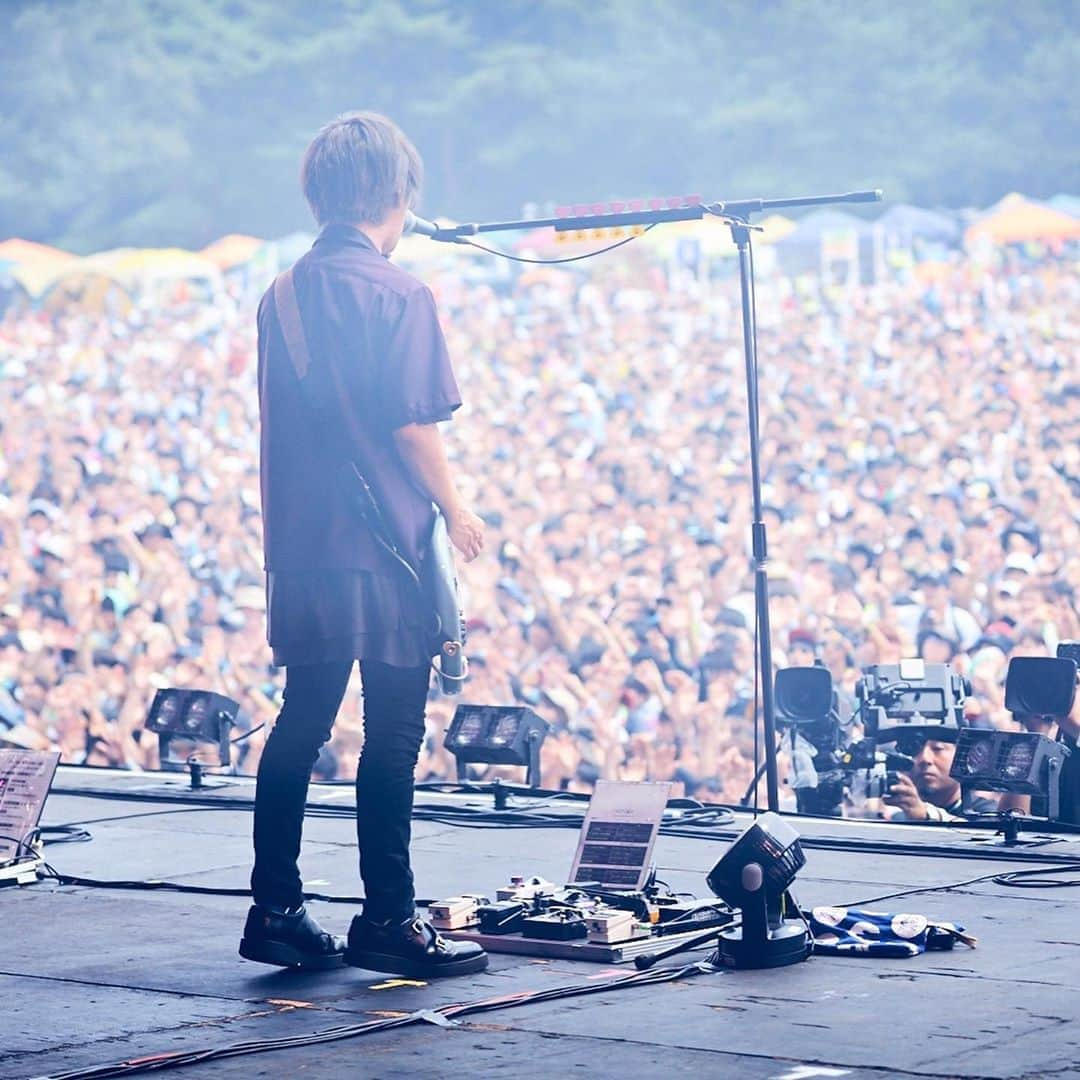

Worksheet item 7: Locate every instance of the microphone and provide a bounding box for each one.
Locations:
[403,212,477,242]
[404,210,441,238]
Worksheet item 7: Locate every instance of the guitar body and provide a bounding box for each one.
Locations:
[346,463,468,694]
[425,511,468,695]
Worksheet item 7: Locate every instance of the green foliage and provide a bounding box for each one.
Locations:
[1,0,1076,251]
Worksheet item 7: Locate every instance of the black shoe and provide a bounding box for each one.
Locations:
[344,913,488,978]
[239,904,346,970]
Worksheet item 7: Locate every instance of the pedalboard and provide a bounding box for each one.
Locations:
[430,870,735,963]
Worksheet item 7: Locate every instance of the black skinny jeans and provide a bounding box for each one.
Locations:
[250,659,430,922]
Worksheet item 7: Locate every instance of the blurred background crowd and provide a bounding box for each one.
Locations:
[2,216,1078,806]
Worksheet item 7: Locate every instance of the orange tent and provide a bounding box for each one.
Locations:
[0,238,76,265]
[0,238,78,297]
[965,193,1080,246]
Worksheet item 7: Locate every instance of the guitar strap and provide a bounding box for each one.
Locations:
[272,266,313,380]
[271,267,419,584]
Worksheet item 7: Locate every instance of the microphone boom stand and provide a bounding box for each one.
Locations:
[426,188,882,813]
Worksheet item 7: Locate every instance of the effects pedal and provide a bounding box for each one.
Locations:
[428,894,487,931]
[585,907,650,945]
[496,875,557,903]
[521,909,588,941]
[477,900,527,935]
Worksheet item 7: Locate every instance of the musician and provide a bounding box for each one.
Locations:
[240,112,487,978]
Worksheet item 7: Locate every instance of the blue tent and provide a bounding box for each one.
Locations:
[775,209,871,248]
[876,204,958,242]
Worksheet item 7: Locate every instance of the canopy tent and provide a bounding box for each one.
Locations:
[965,193,1080,246]
[773,209,872,282]
[33,247,223,310]
[775,209,871,248]
[514,213,796,264]
[199,234,264,270]
[756,214,799,243]
[0,238,75,265]
[633,213,795,261]
[35,247,137,310]
[108,248,223,286]
[0,238,79,298]
[876,204,958,242]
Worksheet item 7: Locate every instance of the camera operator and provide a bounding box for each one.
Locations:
[1060,710,1079,824]
[881,729,999,822]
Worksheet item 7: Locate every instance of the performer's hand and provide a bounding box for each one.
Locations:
[882,772,928,821]
[447,506,485,562]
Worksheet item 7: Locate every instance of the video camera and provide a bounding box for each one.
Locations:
[774,659,969,816]
[855,659,968,738]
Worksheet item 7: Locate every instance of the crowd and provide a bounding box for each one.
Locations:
[1,244,1078,808]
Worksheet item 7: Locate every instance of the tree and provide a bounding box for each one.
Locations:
[1,0,1076,251]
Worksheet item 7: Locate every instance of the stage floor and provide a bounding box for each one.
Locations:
[2,766,1079,1079]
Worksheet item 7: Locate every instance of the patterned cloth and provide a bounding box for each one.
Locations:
[806,906,976,958]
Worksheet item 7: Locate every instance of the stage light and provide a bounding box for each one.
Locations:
[444,705,548,788]
[145,688,240,776]
[706,812,811,969]
[950,729,1071,818]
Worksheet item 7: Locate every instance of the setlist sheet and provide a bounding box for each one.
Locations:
[0,750,60,865]
[569,780,672,890]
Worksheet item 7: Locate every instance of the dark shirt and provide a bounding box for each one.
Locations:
[257,224,461,667]
[994,733,1077,823]
[1053,729,1078,824]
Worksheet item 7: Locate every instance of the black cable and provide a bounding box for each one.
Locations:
[46,791,735,836]
[46,785,1080,861]
[739,735,783,808]
[39,955,710,1079]
[459,224,656,265]
[34,862,416,905]
[752,587,761,815]
[841,862,1080,908]
[840,871,1008,908]
[230,723,265,746]
[39,824,93,845]
[991,865,1080,888]
[43,806,241,829]
[34,820,1074,906]
[0,831,39,864]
